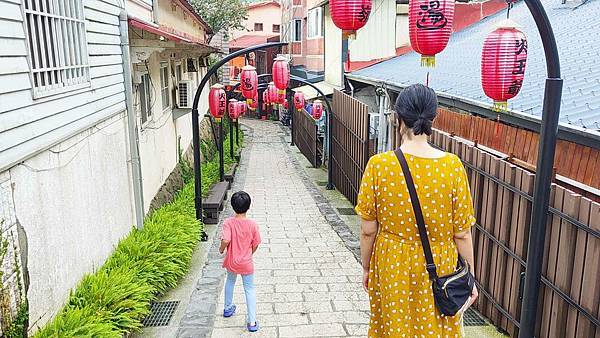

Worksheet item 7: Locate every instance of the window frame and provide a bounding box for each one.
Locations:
[21,0,91,99]
[292,19,302,42]
[140,73,152,125]
[160,62,170,111]
[254,22,263,31]
[272,24,280,33]
[307,8,323,39]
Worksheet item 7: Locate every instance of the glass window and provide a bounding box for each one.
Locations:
[254,23,263,31]
[140,74,152,124]
[293,19,302,42]
[273,24,280,33]
[307,8,323,38]
[160,63,170,110]
[23,0,90,97]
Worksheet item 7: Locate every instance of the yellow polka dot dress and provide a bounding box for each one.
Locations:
[356,151,476,338]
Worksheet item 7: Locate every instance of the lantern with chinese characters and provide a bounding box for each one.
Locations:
[277,89,286,105]
[228,99,238,120]
[330,0,372,37]
[209,84,227,122]
[409,0,455,67]
[294,91,305,111]
[272,56,290,93]
[481,20,528,112]
[238,101,247,116]
[267,82,278,106]
[240,65,258,105]
[313,100,324,120]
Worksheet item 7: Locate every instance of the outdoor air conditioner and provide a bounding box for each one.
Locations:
[177,80,195,109]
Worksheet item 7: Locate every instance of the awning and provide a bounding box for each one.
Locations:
[129,17,193,43]
[293,81,336,100]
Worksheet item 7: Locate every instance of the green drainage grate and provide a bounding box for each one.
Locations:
[464,308,486,326]
[337,207,357,215]
[142,301,179,327]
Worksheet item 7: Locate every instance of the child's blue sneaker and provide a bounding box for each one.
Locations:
[223,305,236,318]
[247,321,259,332]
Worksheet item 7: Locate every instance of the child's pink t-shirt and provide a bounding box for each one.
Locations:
[221,217,261,275]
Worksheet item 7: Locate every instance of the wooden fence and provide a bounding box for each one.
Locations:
[433,108,600,192]
[431,130,600,338]
[293,108,321,168]
[331,90,371,205]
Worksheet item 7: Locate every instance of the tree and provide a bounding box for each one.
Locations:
[189,0,248,43]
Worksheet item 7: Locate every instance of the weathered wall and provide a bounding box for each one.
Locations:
[230,2,281,40]
[8,113,135,330]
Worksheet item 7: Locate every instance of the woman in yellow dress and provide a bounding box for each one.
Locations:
[356,84,478,337]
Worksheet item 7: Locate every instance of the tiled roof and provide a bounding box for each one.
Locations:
[350,0,600,134]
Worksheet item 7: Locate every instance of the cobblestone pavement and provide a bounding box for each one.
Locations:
[179,119,370,337]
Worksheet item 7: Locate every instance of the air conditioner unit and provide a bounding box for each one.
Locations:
[177,80,195,109]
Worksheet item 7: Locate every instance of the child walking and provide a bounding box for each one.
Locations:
[219,191,262,332]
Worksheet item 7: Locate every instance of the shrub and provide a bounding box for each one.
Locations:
[34,127,243,337]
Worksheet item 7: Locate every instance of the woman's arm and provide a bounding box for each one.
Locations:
[454,230,475,274]
[360,218,378,291]
[454,229,478,307]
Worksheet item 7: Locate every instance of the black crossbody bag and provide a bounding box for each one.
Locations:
[394,148,475,316]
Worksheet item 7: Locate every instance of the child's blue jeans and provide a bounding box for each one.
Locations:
[224,271,256,324]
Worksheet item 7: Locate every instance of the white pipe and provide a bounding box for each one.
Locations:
[120,10,145,229]
[377,91,387,153]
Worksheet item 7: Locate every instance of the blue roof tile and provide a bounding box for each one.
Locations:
[351,0,600,133]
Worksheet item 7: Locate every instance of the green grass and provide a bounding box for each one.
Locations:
[34,121,243,337]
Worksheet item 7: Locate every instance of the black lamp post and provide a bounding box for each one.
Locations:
[517,0,562,336]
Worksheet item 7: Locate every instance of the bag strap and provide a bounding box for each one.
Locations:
[394,148,439,281]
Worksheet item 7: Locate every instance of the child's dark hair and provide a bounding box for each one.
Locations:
[394,83,438,136]
[231,191,251,214]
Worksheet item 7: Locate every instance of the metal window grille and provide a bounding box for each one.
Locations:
[23,0,90,98]
[160,63,170,110]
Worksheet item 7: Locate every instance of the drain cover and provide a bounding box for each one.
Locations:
[142,301,179,327]
[463,308,486,326]
[337,207,357,215]
[316,181,328,186]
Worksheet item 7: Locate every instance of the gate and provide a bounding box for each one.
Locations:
[293,109,320,167]
[331,90,370,205]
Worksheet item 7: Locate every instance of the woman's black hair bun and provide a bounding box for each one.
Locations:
[394,83,438,136]
[412,118,433,136]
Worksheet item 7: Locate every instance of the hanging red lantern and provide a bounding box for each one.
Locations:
[267,82,278,106]
[238,101,247,116]
[249,94,258,111]
[409,0,454,67]
[283,100,289,110]
[481,20,528,112]
[240,65,258,105]
[313,100,324,120]
[228,99,238,120]
[262,90,269,104]
[209,84,227,122]
[277,89,286,104]
[272,56,290,93]
[330,0,372,37]
[294,91,305,111]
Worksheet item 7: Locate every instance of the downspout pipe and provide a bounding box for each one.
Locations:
[120,10,145,230]
[152,0,160,23]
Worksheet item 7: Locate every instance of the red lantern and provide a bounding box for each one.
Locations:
[330,0,372,36]
[238,101,247,116]
[240,65,258,104]
[283,100,289,110]
[249,94,258,111]
[294,91,305,111]
[262,90,269,104]
[313,100,324,120]
[267,82,278,106]
[209,84,227,121]
[409,0,454,67]
[481,20,528,112]
[228,99,238,120]
[272,56,289,93]
[277,89,286,104]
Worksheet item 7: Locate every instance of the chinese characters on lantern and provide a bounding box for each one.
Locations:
[417,0,448,30]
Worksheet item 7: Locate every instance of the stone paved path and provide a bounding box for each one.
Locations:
[179,119,370,337]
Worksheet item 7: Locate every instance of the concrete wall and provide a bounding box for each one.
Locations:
[324,5,343,87]
[157,0,209,41]
[7,113,134,330]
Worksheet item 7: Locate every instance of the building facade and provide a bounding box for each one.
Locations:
[0,0,216,332]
